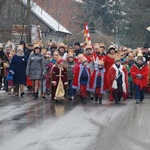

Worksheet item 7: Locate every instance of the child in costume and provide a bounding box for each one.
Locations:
[51,57,68,102]
[130,52,148,104]
[108,56,128,104]
[66,48,75,100]
[90,60,105,104]
[73,56,91,103]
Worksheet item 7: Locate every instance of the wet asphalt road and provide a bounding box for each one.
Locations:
[0,91,150,150]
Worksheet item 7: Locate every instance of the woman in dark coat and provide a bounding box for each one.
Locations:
[0,43,9,90]
[10,45,27,97]
[26,44,45,100]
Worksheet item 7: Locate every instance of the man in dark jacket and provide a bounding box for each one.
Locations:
[24,43,34,59]
[142,44,150,62]
[74,42,83,57]
[0,44,9,90]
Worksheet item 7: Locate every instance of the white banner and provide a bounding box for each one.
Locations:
[31,25,42,43]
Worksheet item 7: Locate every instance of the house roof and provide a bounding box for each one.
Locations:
[20,0,71,34]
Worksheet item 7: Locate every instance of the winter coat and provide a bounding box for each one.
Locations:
[130,63,148,89]
[26,53,45,80]
[10,54,27,84]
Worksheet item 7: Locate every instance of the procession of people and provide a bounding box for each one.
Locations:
[0,40,150,104]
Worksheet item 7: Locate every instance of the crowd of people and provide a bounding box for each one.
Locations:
[0,40,150,104]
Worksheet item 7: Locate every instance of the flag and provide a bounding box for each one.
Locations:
[84,22,92,45]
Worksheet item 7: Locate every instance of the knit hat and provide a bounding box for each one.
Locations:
[74,42,80,47]
[108,45,116,50]
[17,45,23,51]
[143,44,149,49]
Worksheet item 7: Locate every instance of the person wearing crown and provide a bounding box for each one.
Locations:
[90,60,105,104]
[65,48,75,100]
[130,52,148,104]
[72,56,91,103]
[108,56,128,104]
[51,56,68,102]
[83,44,95,73]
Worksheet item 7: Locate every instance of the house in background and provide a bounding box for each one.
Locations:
[0,0,71,44]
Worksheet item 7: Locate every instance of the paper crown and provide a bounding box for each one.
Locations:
[128,52,134,60]
[59,43,66,49]
[34,44,40,49]
[68,48,74,57]
[41,49,47,54]
[99,43,105,48]
[97,59,104,65]
[114,56,121,62]
[137,50,143,57]
[94,43,100,49]
[80,56,87,63]
[85,44,93,50]
[97,47,104,53]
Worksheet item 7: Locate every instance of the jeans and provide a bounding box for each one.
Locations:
[134,84,144,101]
[68,80,73,97]
[40,78,46,93]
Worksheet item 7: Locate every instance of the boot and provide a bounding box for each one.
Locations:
[8,88,11,95]
[99,98,102,104]
[83,97,86,104]
[94,96,98,104]
[34,92,38,100]
[42,93,46,98]
[40,92,43,98]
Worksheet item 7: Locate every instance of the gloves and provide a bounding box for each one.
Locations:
[136,74,143,79]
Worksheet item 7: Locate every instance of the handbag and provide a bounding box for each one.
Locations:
[6,72,13,81]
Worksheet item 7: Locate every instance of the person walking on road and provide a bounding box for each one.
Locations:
[9,45,27,97]
[130,51,149,104]
[26,44,45,100]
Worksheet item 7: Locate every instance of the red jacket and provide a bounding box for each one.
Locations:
[72,64,91,90]
[130,63,148,89]
[107,64,128,101]
[90,68,106,93]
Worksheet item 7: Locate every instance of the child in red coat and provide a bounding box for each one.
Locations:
[108,56,128,104]
[130,54,148,104]
[90,60,105,104]
[73,56,91,103]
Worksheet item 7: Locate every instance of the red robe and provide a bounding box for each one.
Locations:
[72,64,91,91]
[104,54,115,90]
[130,63,148,90]
[107,64,128,101]
[90,68,106,94]
[51,65,68,101]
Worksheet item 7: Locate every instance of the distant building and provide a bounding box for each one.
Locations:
[0,0,71,44]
